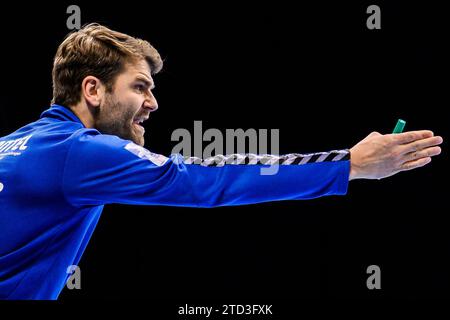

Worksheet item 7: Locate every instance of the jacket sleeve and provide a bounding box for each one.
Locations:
[61,130,351,208]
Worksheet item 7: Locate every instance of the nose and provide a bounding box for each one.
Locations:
[143,91,158,112]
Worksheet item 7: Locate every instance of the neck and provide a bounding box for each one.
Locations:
[69,103,95,128]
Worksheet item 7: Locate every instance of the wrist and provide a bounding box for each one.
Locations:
[349,148,361,181]
[349,165,357,181]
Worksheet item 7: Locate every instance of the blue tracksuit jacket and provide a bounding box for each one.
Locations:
[0,104,350,299]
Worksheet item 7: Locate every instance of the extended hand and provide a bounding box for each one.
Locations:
[349,130,443,180]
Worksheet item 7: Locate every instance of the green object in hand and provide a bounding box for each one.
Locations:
[392,119,406,134]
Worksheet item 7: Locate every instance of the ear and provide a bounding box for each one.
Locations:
[81,76,105,108]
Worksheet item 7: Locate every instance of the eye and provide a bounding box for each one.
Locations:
[135,84,145,92]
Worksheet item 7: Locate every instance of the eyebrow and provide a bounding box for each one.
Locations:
[135,76,155,89]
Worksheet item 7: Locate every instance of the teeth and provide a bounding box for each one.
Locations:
[134,117,148,124]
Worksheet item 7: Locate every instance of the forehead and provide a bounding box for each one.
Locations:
[122,59,152,79]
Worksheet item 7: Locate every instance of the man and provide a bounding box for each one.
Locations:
[0,23,443,300]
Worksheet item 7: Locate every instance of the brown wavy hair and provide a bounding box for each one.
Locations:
[51,23,163,107]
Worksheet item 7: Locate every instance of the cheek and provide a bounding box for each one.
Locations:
[122,91,144,109]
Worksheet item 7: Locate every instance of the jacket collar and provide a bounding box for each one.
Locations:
[40,104,85,127]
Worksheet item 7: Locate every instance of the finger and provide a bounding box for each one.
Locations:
[400,157,432,171]
[390,130,434,145]
[403,146,442,162]
[400,136,443,154]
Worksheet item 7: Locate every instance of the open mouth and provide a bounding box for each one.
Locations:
[133,116,148,133]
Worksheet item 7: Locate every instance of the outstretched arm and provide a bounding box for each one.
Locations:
[62,129,443,208]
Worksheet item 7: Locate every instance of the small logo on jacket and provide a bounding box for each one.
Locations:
[0,135,33,159]
[124,142,168,166]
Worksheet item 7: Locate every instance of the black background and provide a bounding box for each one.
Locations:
[0,0,449,303]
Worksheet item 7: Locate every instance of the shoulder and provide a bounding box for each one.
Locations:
[67,129,169,167]
[65,129,132,165]
[68,128,129,152]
